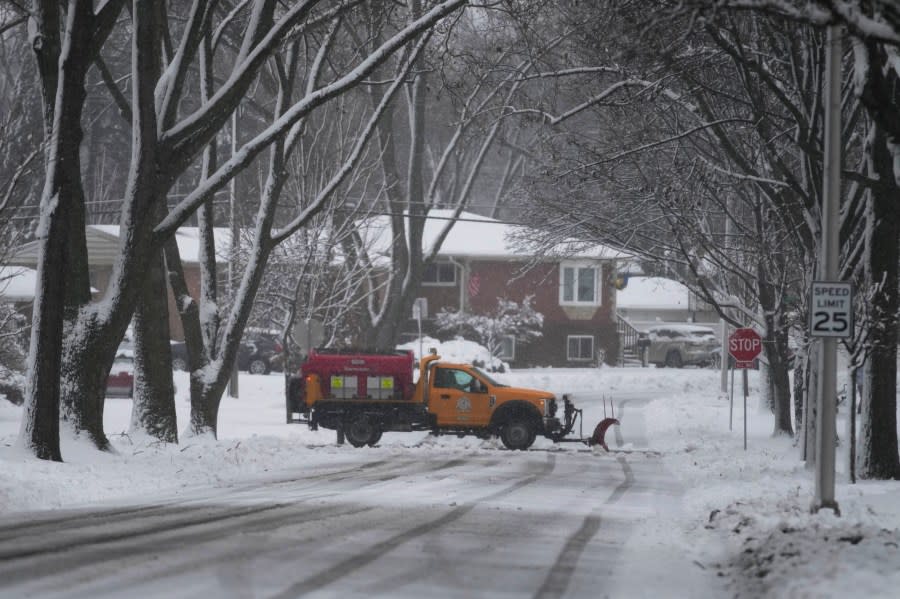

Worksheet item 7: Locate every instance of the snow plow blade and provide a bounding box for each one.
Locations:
[586,417,620,452]
[549,395,620,451]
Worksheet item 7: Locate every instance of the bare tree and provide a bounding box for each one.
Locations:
[505,4,831,436]
[343,5,550,350]
[20,0,125,460]
[692,0,900,480]
[19,0,466,457]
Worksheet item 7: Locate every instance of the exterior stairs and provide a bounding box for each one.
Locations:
[616,313,647,367]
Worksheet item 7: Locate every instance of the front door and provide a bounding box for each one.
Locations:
[430,367,492,427]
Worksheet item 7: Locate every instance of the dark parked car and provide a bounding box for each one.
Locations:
[238,333,283,374]
[170,333,283,374]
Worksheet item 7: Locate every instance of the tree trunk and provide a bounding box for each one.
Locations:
[20,0,98,459]
[804,343,819,466]
[189,377,227,438]
[164,236,214,436]
[754,216,793,436]
[366,2,426,351]
[366,97,409,349]
[20,242,64,460]
[760,328,793,436]
[130,243,177,443]
[792,350,806,445]
[57,0,159,451]
[856,124,900,480]
[187,240,276,437]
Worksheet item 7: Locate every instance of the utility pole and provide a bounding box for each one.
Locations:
[812,25,842,515]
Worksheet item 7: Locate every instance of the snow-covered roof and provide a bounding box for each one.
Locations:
[616,276,690,310]
[9,226,231,267]
[90,225,231,265]
[360,210,629,261]
[0,266,100,302]
[0,266,37,302]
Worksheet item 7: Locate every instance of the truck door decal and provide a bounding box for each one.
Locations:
[456,396,472,412]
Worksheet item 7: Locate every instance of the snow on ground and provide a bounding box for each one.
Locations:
[1,353,898,597]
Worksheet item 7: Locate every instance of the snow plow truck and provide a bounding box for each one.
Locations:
[286,348,612,451]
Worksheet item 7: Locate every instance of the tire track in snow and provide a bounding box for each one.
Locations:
[267,453,558,599]
[0,457,397,541]
[4,503,377,596]
[0,455,470,565]
[0,455,486,595]
[101,457,503,595]
[533,455,635,599]
[24,502,387,598]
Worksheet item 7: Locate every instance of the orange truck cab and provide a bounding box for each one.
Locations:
[287,348,581,450]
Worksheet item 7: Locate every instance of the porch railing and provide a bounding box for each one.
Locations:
[615,312,645,367]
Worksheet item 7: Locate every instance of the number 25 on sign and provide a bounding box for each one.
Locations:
[809,281,853,338]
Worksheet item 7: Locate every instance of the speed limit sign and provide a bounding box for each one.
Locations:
[809,281,853,338]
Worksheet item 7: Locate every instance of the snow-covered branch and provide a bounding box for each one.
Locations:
[719,1,900,45]
[271,33,430,244]
[155,0,466,238]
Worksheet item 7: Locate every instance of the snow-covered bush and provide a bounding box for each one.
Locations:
[434,296,543,363]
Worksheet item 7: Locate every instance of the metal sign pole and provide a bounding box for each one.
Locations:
[729,364,734,431]
[743,368,748,451]
[850,366,857,484]
[720,320,729,393]
[812,24,842,515]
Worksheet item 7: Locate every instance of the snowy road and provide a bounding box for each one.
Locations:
[0,392,718,598]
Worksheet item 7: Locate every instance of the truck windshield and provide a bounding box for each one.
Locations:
[472,366,507,387]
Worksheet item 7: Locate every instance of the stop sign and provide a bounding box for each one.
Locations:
[729,328,762,368]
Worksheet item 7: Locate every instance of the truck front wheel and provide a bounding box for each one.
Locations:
[346,416,379,448]
[500,418,536,451]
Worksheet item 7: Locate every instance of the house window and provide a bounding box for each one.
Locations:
[423,262,456,286]
[495,335,516,361]
[560,263,600,305]
[567,335,594,361]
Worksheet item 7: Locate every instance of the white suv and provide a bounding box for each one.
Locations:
[642,324,719,368]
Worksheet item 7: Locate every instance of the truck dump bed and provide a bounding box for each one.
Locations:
[301,348,415,401]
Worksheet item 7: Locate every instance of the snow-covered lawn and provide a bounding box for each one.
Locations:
[1,365,898,597]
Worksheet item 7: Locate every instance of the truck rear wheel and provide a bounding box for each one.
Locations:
[345,416,379,448]
[500,418,536,451]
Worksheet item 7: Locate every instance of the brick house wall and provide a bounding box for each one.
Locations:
[407,258,620,368]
